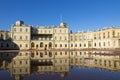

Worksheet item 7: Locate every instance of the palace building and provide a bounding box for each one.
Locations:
[0,20,120,50]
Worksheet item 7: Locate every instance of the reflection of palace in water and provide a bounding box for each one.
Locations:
[0,51,120,80]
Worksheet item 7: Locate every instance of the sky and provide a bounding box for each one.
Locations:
[0,0,120,32]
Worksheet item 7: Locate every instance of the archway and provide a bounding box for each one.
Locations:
[31,42,35,49]
[40,42,43,48]
[49,42,52,49]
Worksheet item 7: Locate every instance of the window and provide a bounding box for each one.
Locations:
[26,53,28,56]
[112,30,115,37]
[65,52,67,55]
[60,36,62,40]
[26,36,28,40]
[26,28,28,32]
[108,32,110,38]
[45,30,47,33]
[60,44,62,47]
[54,30,56,33]
[60,52,62,55]
[103,33,105,38]
[20,36,22,40]
[79,36,81,40]
[71,44,73,47]
[55,36,56,40]
[20,28,22,32]
[71,36,73,41]
[55,52,57,55]
[26,44,28,47]
[14,61,16,65]
[94,34,96,39]
[20,69,22,72]
[14,36,16,40]
[60,29,61,33]
[55,44,57,47]
[49,30,50,33]
[65,36,67,40]
[14,28,16,32]
[40,52,43,57]
[75,36,77,41]
[99,33,101,39]
[25,68,28,72]
[79,44,81,47]
[103,42,105,46]
[40,42,43,47]
[65,44,67,47]
[75,44,77,47]
[84,44,86,47]
[80,52,82,55]
[36,52,38,55]
[20,61,22,64]
[99,42,101,47]
[94,43,96,47]
[26,61,28,64]
[108,42,110,46]
[20,44,22,47]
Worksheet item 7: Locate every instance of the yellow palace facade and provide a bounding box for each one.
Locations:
[0,20,120,50]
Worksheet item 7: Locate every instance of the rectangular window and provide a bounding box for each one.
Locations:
[60,44,62,47]
[14,28,16,32]
[26,36,28,40]
[65,36,67,40]
[26,28,28,32]
[26,44,28,47]
[45,30,47,33]
[49,30,50,33]
[60,36,62,40]
[75,44,77,47]
[14,36,16,40]
[20,36,22,40]
[79,44,81,47]
[20,44,22,47]
[65,44,67,47]
[55,44,57,47]
[20,28,22,32]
